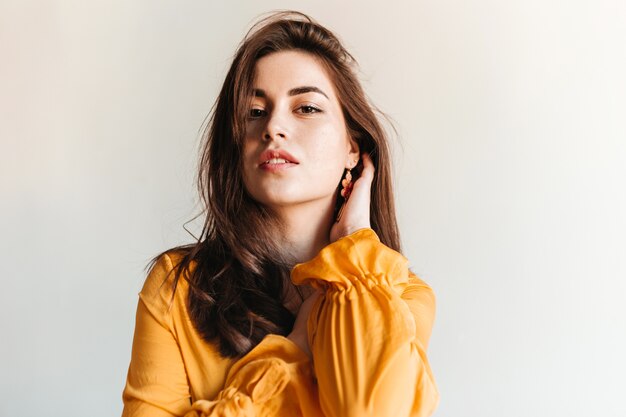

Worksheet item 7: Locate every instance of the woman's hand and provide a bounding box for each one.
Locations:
[329,152,376,243]
[287,288,323,359]
[287,153,374,356]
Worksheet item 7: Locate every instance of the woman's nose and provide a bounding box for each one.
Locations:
[263,110,289,142]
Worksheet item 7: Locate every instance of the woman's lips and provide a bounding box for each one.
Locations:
[259,161,298,172]
[258,149,300,165]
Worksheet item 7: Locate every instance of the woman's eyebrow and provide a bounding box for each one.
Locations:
[252,86,329,100]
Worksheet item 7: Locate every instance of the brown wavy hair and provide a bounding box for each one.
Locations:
[146,10,402,358]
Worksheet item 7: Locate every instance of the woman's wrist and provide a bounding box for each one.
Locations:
[331,224,371,243]
[287,331,311,358]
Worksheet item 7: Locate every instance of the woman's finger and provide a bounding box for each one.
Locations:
[347,152,375,202]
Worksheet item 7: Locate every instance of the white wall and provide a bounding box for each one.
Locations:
[1,1,624,416]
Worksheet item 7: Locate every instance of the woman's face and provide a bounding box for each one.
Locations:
[242,50,360,209]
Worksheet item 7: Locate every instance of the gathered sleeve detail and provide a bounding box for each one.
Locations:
[291,228,440,417]
[184,334,321,417]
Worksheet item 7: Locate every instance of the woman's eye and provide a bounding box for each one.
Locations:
[298,105,322,114]
[249,109,266,119]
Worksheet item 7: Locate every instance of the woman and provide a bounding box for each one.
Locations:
[122,10,439,417]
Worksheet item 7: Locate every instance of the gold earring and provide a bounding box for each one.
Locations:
[340,168,353,199]
[336,167,355,223]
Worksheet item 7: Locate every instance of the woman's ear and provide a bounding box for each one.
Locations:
[346,136,360,169]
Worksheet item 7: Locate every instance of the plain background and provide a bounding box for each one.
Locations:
[1,1,625,416]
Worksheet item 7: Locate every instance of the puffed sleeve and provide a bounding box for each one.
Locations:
[122,254,323,417]
[184,335,322,417]
[291,228,440,417]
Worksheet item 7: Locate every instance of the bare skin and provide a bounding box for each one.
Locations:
[241,50,375,357]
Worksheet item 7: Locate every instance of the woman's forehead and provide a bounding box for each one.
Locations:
[251,50,337,100]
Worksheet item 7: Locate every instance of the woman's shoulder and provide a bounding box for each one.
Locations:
[138,249,196,324]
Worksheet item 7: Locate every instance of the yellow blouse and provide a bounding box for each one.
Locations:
[121,228,440,417]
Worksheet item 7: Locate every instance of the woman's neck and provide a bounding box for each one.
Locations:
[277,197,335,264]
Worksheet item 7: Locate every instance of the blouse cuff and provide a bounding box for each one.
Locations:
[290,228,410,293]
[184,334,311,417]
